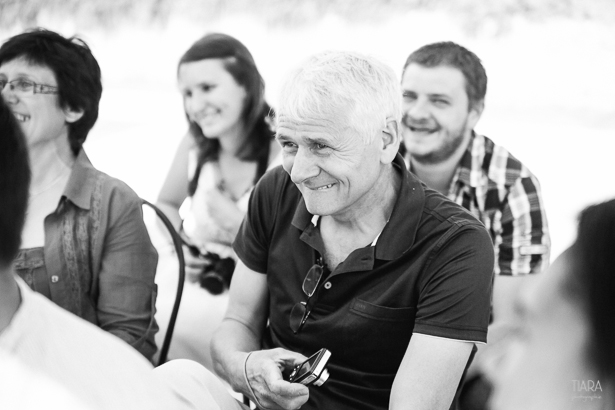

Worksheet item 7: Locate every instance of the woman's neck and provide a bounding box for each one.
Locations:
[28,139,75,196]
[216,121,248,157]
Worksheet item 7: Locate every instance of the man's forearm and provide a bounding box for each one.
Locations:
[211,317,262,393]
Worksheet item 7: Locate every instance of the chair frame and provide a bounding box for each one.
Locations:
[141,199,186,366]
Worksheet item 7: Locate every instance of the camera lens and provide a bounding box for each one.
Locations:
[197,254,235,295]
[199,272,225,295]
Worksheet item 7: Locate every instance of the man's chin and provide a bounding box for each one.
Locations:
[304,203,330,217]
[303,197,336,217]
[409,151,441,165]
[403,141,441,164]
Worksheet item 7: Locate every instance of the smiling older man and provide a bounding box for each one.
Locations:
[211,51,494,410]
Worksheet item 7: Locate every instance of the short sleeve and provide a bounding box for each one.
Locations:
[496,174,550,276]
[413,221,494,343]
[232,167,286,274]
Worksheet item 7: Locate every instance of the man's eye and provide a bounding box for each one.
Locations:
[200,84,214,92]
[402,92,416,100]
[432,99,449,107]
[314,143,329,150]
[280,141,297,152]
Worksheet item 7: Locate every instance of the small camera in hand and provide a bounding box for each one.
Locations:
[286,348,331,386]
[198,252,235,295]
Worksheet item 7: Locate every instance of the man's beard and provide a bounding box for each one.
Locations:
[403,113,468,165]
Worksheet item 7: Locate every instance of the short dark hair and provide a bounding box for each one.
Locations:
[0,28,102,156]
[571,199,615,383]
[178,33,274,194]
[0,97,30,267]
[403,41,487,110]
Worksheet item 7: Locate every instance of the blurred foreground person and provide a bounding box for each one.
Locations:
[490,199,615,410]
[0,96,245,410]
[0,29,158,360]
[211,51,494,410]
[156,33,279,368]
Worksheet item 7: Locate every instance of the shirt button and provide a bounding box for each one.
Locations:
[51,275,59,283]
[324,282,332,290]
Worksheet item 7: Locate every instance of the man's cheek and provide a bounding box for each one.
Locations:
[282,154,294,175]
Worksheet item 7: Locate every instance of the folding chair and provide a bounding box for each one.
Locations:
[141,199,185,366]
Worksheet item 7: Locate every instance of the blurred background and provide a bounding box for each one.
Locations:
[1,0,614,260]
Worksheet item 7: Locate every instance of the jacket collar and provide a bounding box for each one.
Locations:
[61,149,96,210]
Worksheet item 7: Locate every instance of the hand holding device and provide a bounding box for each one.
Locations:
[243,348,310,410]
[287,348,331,386]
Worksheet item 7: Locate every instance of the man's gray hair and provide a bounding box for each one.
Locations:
[277,51,401,143]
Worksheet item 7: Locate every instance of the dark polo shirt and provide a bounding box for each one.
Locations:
[233,155,494,410]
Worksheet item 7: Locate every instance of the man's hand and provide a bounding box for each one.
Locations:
[245,348,310,410]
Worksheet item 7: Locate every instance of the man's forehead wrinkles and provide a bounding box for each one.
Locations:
[278,113,342,126]
[279,117,353,132]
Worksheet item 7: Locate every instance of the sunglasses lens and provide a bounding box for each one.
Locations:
[290,302,307,334]
[302,264,323,297]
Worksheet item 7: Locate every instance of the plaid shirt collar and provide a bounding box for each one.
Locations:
[450,131,485,191]
[405,131,487,195]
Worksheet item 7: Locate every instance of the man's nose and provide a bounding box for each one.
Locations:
[288,147,319,185]
[405,97,429,121]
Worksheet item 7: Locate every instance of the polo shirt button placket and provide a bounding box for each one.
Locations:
[324,281,332,290]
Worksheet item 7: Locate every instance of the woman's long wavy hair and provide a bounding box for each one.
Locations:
[178,33,274,195]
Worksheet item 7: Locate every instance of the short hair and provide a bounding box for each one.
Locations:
[403,41,487,110]
[569,199,615,382]
[178,33,273,183]
[277,51,401,144]
[0,97,30,267]
[0,28,102,156]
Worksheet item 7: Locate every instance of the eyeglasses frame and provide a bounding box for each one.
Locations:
[289,256,326,334]
[0,79,59,95]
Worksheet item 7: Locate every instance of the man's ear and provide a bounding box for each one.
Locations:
[380,118,400,164]
[64,107,84,124]
[467,100,484,130]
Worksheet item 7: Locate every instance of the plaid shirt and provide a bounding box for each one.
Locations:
[408,133,550,276]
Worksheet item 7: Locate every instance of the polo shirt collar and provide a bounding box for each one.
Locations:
[62,149,96,210]
[290,154,424,262]
[376,154,423,260]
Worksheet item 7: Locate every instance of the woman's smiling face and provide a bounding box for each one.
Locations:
[178,58,247,140]
[0,57,74,150]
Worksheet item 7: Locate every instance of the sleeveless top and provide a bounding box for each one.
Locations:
[181,147,282,259]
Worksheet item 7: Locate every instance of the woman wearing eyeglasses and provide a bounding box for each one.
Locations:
[155,33,280,369]
[0,29,159,361]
